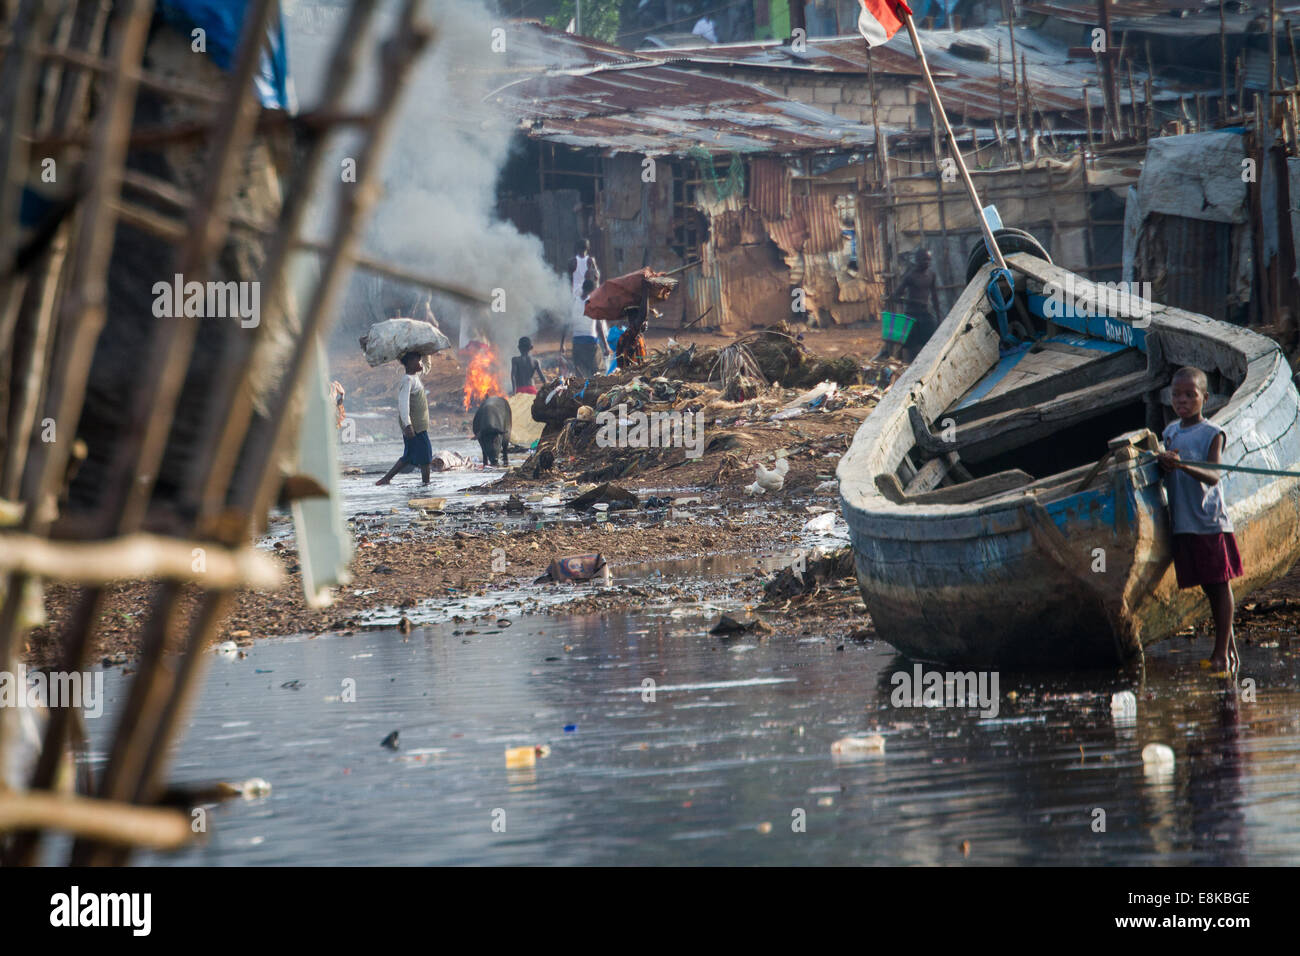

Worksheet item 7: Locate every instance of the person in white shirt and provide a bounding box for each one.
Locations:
[568,238,600,301]
[376,351,433,486]
[570,277,609,378]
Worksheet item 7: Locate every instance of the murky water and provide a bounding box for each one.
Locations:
[70,610,1300,866]
[64,422,1300,865]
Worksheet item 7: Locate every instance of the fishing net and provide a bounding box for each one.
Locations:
[688,146,745,202]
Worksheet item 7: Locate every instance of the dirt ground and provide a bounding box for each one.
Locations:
[25,318,1300,666]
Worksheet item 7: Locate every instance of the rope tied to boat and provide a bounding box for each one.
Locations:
[1133,450,1300,479]
[985,267,1020,350]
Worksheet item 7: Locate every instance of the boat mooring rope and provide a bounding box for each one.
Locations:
[1134,450,1300,479]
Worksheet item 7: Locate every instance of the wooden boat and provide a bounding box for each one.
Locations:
[837,252,1300,667]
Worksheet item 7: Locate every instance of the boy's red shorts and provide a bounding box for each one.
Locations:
[1171,532,1244,589]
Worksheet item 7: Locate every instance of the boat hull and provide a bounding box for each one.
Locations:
[838,255,1300,667]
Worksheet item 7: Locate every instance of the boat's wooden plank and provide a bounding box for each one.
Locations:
[947,348,1146,426]
[915,370,1161,462]
[1035,338,1126,358]
[903,469,1035,505]
[839,261,1002,513]
[904,455,950,495]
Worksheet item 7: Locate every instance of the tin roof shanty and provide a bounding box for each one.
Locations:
[650,34,941,78]
[488,50,891,156]
[907,25,1218,121]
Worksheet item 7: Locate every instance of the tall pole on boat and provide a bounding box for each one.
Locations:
[898,12,1009,272]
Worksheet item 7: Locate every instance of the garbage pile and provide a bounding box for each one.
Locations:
[509,323,898,489]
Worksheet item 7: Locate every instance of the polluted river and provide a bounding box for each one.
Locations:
[69,427,1300,866]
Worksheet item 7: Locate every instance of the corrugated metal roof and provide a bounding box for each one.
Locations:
[654,35,941,78]
[491,61,890,156]
[910,25,1217,119]
[1023,1,1300,35]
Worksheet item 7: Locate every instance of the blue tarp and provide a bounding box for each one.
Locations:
[158,0,294,110]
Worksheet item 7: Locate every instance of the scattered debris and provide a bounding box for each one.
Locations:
[535,553,610,584]
[831,734,886,756]
[505,744,551,769]
[381,731,400,750]
[709,614,775,636]
[568,483,639,511]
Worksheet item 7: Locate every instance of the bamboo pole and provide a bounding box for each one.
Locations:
[1084,86,1095,154]
[0,791,194,850]
[866,47,887,187]
[123,1,435,862]
[187,0,388,522]
[1098,0,1118,139]
[1220,0,1229,123]
[0,2,156,853]
[0,230,66,499]
[1288,21,1299,89]
[0,532,283,587]
[1271,0,1279,99]
[1006,3,1026,165]
[66,0,285,868]
[0,0,56,277]
[997,39,1009,162]
[101,0,281,535]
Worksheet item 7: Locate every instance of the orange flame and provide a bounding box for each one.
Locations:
[462,344,505,410]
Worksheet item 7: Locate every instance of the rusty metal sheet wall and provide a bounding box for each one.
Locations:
[748,158,793,221]
[792,193,843,255]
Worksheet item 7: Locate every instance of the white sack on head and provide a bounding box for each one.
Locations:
[359,318,452,367]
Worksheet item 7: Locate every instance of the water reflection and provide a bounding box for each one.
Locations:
[63,608,1298,866]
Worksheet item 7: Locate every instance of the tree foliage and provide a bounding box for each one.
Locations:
[544,0,622,45]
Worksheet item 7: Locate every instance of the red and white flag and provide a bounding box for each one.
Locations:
[857,0,911,47]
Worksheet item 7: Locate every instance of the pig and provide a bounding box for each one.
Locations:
[472,395,512,466]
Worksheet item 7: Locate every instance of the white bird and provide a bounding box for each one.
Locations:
[744,458,789,495]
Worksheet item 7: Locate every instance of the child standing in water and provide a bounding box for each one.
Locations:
[1157,366,1243,673]
[376,351,432,486]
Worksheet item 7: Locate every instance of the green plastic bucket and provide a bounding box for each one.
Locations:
[881,311,915,343]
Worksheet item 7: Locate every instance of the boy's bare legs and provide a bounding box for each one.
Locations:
[376,459,405,485]
[1203,581,1239,672]
[420,463,430,485]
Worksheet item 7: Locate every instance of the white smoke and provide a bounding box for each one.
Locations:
[284,0,569,350]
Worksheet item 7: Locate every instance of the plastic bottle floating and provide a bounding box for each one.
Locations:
[1141,743,1175,769]
[1110,691,1137,719]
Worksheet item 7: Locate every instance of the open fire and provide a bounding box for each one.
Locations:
[462,343,505,409]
